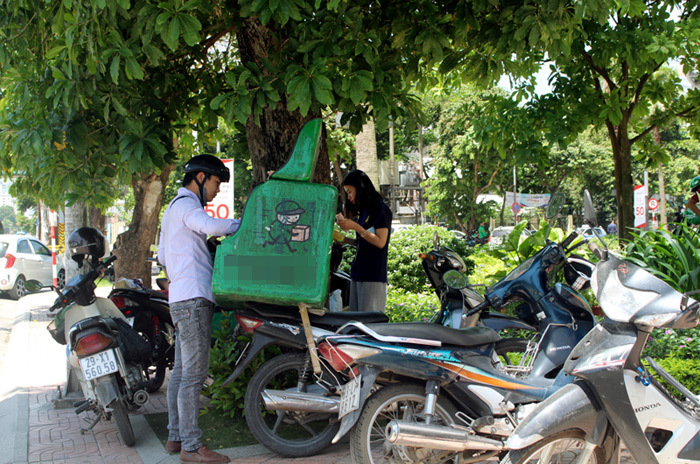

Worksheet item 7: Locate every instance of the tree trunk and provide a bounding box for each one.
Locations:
[355,118,380,188]
[607,121,635,242]
[237,17,330,189]
[113,167,174,288]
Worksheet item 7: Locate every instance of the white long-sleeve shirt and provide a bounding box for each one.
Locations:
[158,188,240,304]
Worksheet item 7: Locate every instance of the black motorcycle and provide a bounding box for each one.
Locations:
[108,274,174,393]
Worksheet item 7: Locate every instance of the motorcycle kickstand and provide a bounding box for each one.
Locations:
[79,411,102,434]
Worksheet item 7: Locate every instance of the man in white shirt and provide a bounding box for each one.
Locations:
[157,155,240,463]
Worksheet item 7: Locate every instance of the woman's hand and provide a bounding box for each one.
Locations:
[336,213,357,233]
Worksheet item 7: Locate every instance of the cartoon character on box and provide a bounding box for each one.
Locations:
[263,200,310,252]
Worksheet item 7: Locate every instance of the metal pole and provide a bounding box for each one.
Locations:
[50,210,58,287]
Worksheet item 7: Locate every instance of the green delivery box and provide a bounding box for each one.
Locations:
[212,119,337,308]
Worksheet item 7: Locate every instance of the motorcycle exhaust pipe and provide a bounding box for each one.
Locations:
[386,420,506,452]
[261,389,340,413]
[133,389,150,406]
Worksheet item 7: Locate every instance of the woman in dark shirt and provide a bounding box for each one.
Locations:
[336,170,392,312]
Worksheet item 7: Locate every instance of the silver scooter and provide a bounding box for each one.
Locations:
[502,190,700,464]
[39,253,153,447]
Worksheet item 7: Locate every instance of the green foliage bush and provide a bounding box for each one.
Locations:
[625,223,700,294]
[205,311,281,419]
[387,224,473,293]
[341,224,474,296]
[651,357,700,397]
[624,223,700,362]
[386,287,440,322]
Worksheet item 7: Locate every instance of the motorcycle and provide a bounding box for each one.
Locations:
[38,254,154,447]
[225,225,546,458]
[502,190,700,464]
[310,194,599,463]
[108,272,174,393]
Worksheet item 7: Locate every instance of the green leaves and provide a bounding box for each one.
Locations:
[284,63,336,116]
[625,224,700,294]
[155,1,202,51]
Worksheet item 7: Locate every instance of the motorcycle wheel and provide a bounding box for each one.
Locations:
[244,351,341,457]
[112,399,136,447]
[495,337,532,374]
[134,315,172,393]
[349,383,461,464]
[500,431,607,464]
[147,359,168,393]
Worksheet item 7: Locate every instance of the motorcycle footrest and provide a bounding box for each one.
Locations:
[73,400,91,414]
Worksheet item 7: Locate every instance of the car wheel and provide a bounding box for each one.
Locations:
[56,269,66,290]
[9,275,26,300]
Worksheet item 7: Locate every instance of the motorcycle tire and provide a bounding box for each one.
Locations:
[244,352,341,457]
[500,430,608,464]
[349,383,462,464]
[112,398,136,447]
[147,358,168,393]
[495,337,532,372]
[134,314,173,393]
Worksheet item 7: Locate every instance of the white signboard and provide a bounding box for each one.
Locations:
[205,159,235,219]
[505,192,552,208]
[634,184,647,228]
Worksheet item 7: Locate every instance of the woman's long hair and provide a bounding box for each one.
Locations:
[341,170,382,218]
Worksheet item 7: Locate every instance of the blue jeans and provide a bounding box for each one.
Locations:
[167,297,214,452]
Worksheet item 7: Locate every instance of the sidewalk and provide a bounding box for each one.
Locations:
[0,290,352,464]
[0,290,636,464]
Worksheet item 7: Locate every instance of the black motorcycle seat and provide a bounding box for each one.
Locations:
[346,322,501,347]
[242,302,389,327]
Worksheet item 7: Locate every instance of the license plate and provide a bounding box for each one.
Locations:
[338,374,361,419]
[80,349,119,381]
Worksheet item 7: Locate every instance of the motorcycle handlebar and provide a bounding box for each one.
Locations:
[49,255,117,312]
[560,231,578,251]
[463,299,491,319]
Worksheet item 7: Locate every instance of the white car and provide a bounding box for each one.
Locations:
[579,226,607,240]
[0,234,65,300]
[489,226,533,248]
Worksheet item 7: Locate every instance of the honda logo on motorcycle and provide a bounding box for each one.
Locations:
[634,402,661,413]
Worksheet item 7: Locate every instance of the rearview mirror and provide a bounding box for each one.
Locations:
[443,270,468,289]
[546,192,565,219]
[24,280,45,293]
[583,190,598,227]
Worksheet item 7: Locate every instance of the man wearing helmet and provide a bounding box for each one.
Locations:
[157,154,239,463]
[686,175,700,219]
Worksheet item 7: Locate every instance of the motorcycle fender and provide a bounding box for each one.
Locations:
[222,332,277,387]
[507,382,607,450]
[92,374,121,409]
[331,365,381,444]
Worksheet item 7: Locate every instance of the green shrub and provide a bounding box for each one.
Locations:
[205,311,281,418]
[387,225,473,293]
[649,357,700,397]
[625,223,700,294]
[645,327,700,360]
[386,287,440,322]
[340,224,474,294]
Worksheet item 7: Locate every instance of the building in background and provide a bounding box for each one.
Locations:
[0,178,16,209]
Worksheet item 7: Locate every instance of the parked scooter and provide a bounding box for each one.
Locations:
[40,228,154,447]
[502,191,700,464]
[108,274,174,393]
